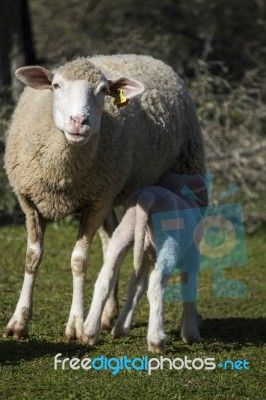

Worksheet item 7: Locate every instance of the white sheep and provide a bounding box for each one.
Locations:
[3,54,206,342]
[84,172,205,352]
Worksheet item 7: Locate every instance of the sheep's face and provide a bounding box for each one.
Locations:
[15,58,145,146]
[51,73,108,145]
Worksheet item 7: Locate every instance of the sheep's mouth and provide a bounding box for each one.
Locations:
[64,131,89,144]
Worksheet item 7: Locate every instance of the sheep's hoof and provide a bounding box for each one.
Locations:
[111,325,130,338]
[3,325,28,339]
[148,341,166,354]
[65,315,84,342]
[3,310,30,339]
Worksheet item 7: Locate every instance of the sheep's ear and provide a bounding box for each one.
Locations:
[108,77,145,99]
[15,66,54,89]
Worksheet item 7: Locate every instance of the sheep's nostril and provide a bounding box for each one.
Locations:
[70,116,88,127]
[79,117,88,126]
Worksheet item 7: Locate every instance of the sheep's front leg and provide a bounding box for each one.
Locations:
[147,266,169,353]
[65,245,87,341]
[65,208,96,342]
[3,200,46,338]
[98,210,119,330]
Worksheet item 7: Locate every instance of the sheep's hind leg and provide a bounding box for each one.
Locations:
[3,198,46,339]
[98,209,119,330]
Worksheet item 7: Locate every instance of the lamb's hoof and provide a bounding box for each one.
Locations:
[101,320,113,331]
[101,302,119,331]
[180,327,201,345]
[3,310,30,339]
[100,313,117,331]
[111,325,130,338]
[82,322,100,346]
[148,341,166,354]
[197,312,202,323]
[81,334,98,346]
[65,315,84,342]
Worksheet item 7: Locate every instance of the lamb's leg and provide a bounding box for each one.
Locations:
[98,210,119,330]
[180,300,201,345]
[65,207,108,342]
[3,199,46,338]
[112,252,150,338]
[180,264,201,345]
[147,266,169,353]
[83,220,134,345]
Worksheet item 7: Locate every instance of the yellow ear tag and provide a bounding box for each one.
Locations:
[113,88,130,108]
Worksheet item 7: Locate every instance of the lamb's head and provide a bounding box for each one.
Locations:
[15,58,145,145]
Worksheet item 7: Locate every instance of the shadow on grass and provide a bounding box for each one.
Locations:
[169,317,266,351]
[0,338,90,366]
[200,317,266,345]
[1,317,265,365]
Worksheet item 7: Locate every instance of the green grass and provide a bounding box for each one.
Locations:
[0,222,265,399]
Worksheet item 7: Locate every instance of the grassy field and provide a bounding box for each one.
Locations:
[0,221,265,399]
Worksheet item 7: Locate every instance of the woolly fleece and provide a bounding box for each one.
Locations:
[5,54,205,220]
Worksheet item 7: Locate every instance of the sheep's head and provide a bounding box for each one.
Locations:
[15,58,145,145]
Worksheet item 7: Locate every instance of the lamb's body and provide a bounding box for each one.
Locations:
[84,172,203,352]
[4,55,205,342]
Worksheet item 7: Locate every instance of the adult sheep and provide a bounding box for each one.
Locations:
[3,54,206,342]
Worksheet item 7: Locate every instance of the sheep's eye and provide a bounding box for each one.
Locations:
[53,83,60,90]
[101,87,108,94]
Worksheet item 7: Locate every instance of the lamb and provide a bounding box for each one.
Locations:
[83,172,205,352]
[3,54,206,342]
